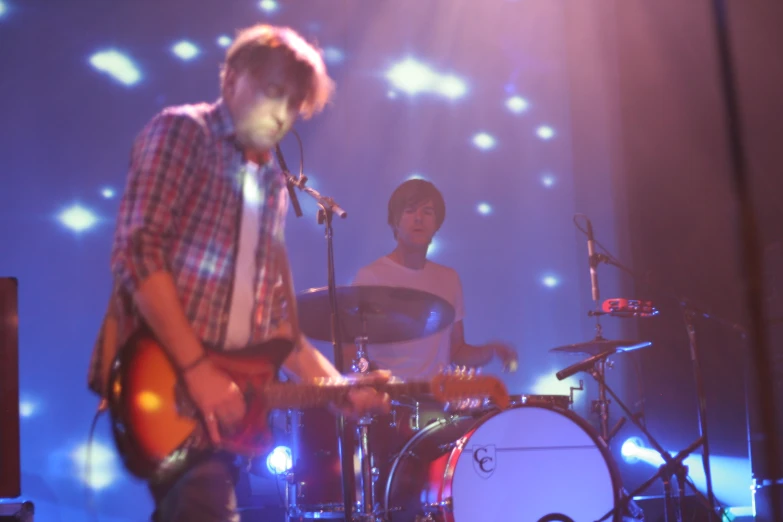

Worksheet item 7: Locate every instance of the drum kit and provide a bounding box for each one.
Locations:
[262,284,661,522]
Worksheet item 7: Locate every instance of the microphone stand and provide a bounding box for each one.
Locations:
[597,253,727,517]
[275,145,354,520]
[579,362,723,522]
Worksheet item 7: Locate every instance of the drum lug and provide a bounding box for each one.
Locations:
[422,497,453,514]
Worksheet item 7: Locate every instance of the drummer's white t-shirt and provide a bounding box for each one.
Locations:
[352,256,464,378]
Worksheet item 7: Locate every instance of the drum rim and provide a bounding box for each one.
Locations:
[384,404,626,522]
[382,414,480,516]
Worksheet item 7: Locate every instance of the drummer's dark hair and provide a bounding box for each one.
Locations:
[387,179,446,239]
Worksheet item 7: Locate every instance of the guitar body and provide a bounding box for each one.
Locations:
[108,330,292,482]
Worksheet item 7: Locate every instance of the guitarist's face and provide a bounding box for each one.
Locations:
[223,52,308,152]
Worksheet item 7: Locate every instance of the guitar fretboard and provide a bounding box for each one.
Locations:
[264,380,433,410]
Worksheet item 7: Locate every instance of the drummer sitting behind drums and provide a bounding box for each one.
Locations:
[349,179,518,378]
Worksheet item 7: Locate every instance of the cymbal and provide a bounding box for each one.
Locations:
[549,337,652,357]
[297,285,456,344]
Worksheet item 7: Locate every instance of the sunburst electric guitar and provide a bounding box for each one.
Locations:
[107,330,510,482]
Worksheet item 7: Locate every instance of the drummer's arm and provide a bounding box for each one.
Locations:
[449,321,495,367]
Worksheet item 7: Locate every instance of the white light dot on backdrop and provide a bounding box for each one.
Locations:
[70,440,119,490]
[384,57,468,101]
[323,47,344,64]
[258,0,279,13]
[19,398,36,418]
[536,125,556,140]
[472,132,497,151]
[89,49,142,87]
[436,74,468,100]
[541,174,556,188]
[0,1,8,18]
[101,187,115,199]
[58,204,98,233]
[217,35,232,48]
[505,95,529,114]
[171,40,200,61]
[476,202,492,215]
[542,274,560,288]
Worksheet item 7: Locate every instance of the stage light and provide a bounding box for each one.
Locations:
[536,125,556,140]
[171,40,200,61]
[89,49,142,87]
[477,202,492,216]
[472,132,497,151]
[505,96,529,114]
[101,187,115,199]
[58,204,98,232]
[217,35,232,48]
[621,436,645,463]
[542,274,560,288]
[265,446,292,475]
[407,172,427,181]
[541,174,556,188]
[258,0,279,13]
[0,1,9,19]
[620,437,752,507]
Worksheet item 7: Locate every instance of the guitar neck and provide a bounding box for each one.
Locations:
[264,380,432,410]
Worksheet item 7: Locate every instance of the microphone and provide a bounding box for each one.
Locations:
[587,218,600,303]
[275,144,303,218]
[556,350,608,381]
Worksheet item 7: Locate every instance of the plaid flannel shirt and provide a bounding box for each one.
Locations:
[110,99,290,350]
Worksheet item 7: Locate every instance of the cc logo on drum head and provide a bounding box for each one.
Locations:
[470,445,496,478]
[537,515,575,522]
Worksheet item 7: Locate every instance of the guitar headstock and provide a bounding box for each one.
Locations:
[430,367,510,409]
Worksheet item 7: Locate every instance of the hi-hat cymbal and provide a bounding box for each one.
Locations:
[297,285,455,344]
[549,337,652,357]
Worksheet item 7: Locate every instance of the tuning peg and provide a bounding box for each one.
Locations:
[467,368,476,378]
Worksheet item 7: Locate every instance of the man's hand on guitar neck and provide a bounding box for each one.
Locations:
[331,370,393,420]
[183,358,246,445]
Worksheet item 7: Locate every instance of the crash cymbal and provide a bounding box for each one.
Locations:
[549,337,652,357]
[297,285,456,344]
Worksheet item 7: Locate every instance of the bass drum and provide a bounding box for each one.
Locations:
[384,404,623,522]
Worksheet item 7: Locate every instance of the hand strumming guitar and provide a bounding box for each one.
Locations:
[332,369,392,420]
[183,357,246,444]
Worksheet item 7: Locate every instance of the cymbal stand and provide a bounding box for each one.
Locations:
[585,367,725,522]
[589,318,613,442]
[352,314,381,522]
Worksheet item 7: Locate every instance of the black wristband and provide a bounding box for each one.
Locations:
[181,353,208,373]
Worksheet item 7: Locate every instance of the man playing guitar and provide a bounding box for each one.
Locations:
[89,24,390,522]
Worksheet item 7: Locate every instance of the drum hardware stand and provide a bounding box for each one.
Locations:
[275,143,356,520]
[580,368,727,522]
[569,379,584,407]
[351,315,385,522]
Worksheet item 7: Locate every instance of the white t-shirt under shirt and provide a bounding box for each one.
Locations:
[352,256,464,378]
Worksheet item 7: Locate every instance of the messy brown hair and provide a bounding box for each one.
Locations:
[220,24,334,119]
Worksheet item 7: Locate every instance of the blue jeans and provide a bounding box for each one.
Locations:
[150,454,240,522]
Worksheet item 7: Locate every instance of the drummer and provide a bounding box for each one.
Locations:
[349,179,517,378]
